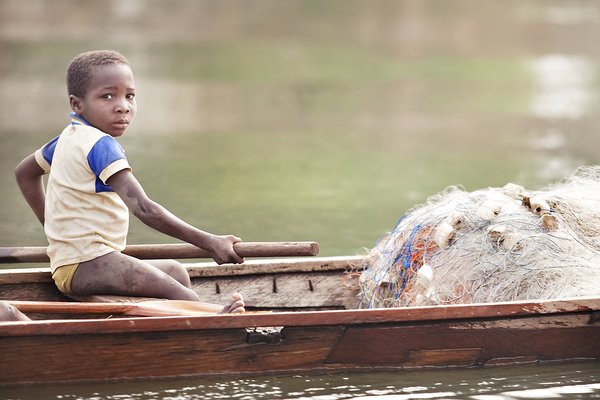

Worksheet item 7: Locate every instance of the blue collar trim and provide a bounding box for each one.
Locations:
[70,112,92,126]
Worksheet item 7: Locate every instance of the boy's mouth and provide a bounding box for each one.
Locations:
[113,119,129,129]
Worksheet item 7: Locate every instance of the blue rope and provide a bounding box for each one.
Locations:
[392,224,421,294]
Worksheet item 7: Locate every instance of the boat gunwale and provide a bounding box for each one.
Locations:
[1,296,598,338]
[0,256,366,284]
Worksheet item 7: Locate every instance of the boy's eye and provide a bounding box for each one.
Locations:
[102,94,115,100]
[126,93,135,100]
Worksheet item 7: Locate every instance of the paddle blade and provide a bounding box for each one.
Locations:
[8,300,224,317]
[127,300,223,316]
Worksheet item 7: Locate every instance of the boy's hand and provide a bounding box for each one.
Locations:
[208,235,245,265]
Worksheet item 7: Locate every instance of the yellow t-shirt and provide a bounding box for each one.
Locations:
[34,114,131,272]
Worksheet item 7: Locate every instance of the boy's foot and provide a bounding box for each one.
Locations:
[0,301,31,322]
[221,293,245,313]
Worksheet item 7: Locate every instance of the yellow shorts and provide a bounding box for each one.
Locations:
[51,263,80,295]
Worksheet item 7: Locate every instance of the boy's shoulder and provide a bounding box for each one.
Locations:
[65,123,116,148]
[67,114,114,142]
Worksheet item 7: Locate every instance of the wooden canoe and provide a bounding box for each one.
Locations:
[0,255,599,387]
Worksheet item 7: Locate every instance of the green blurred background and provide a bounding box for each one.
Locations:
[1,0,599,258]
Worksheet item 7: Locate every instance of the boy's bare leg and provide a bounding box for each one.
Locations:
[145,259,244,312]
[0,301,31,322]
[72,252,200,301]
[71,252,245,312]
[145,259,191,287]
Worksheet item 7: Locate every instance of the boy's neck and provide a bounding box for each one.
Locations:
[70,112,92,127]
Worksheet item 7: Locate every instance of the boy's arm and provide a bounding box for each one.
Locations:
[15,154,46,225]
[107,169,244,265]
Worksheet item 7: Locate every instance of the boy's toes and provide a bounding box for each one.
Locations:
[221,293,245,314]
[228,300,245,313]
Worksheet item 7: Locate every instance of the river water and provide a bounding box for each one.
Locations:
[0,0,599,398]
[1,362,599,399]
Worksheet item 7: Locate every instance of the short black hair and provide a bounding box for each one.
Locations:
[66,50,130,98]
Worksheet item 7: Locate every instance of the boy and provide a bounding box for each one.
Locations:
[14,50,245,313]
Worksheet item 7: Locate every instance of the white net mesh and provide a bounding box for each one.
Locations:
[359,166,600,308]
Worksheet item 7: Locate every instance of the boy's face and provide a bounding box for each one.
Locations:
[70,64,137,137]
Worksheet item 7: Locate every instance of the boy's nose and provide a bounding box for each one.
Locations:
[115,100,130,113]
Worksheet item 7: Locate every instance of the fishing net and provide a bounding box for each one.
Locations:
[359,166,600,308]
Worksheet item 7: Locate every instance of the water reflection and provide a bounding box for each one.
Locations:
[530,55,594,120]
[527,55,596,181]
[2,361,599,399]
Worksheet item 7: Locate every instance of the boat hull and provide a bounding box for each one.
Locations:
[1,257,599,386]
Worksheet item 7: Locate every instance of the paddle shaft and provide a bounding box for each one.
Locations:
[0,241,319,263]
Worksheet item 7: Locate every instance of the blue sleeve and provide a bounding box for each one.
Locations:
[87,135,127,178]
[41,136,60,166]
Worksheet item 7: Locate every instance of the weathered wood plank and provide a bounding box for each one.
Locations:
[192,271,361,309]
[406,348,483,367]
[326,314,600,367]
[0,282,65,302]
[1,297,598,337]
[0,257,363,309]
[0,256,364,283]
[0,326,345,385]
[0,270,361,309]
[1,309,597,385]
[186,256,364,277]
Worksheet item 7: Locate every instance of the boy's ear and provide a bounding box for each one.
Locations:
[69,95,83,114]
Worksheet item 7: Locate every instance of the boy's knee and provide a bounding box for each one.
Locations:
[156,260,191,287]
[172,262,191,286]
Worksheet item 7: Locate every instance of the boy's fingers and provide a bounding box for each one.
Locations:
[213,252,244,265]
[228,250,244,264]
[229,237,244,263]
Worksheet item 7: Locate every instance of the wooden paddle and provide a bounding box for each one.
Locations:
[0,241,319,263]
[8,300,226,317]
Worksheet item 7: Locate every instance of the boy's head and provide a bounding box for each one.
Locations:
[67,50,130,98]
[67,50,136,137]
